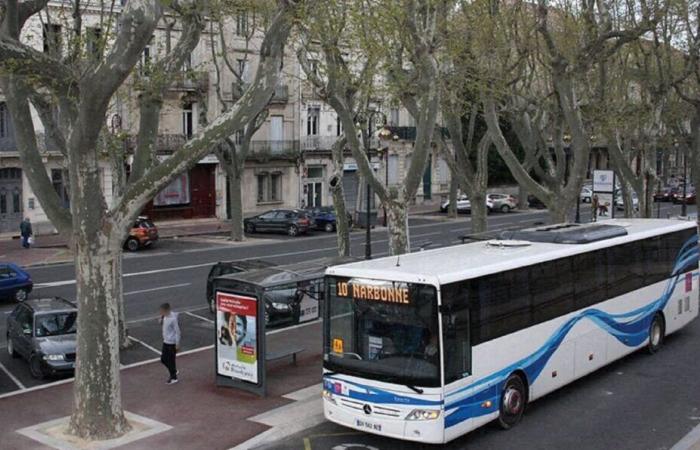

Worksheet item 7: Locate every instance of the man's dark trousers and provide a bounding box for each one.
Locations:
[161,343,177,379]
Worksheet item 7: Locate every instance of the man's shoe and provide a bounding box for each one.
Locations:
[166,378,179,385]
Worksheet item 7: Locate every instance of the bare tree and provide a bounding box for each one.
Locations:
[0,0,300,439]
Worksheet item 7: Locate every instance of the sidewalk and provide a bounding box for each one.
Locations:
[0,218,232,268]
[0,341,324,450]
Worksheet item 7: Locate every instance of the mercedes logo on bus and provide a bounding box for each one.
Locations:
[363,404,372,415]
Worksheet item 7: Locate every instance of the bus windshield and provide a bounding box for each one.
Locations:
[324,277,440,387]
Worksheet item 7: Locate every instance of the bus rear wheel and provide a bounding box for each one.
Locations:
[498,374,526,430]
[648,313,665,354]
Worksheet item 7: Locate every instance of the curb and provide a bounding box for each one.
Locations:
[671,423,700,450]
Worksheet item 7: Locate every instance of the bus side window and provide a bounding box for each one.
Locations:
[441,284,471,383]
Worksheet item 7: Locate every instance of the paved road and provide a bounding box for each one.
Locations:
[0,202,691,398]
[260,316,700,450]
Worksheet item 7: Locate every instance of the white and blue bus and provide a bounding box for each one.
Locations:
[322,219,699,443]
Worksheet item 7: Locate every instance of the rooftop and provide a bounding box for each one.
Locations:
[327,219,696,285]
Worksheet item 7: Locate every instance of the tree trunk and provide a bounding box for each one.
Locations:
[69,235,130,439]
[116,253,129,350]
[227,163,245,242]
[470,193,488,234]
[329,171,350,257]
[549,205,568,223]
[448,177,458,218]
[518,184,529,210]
[386,200,409,255]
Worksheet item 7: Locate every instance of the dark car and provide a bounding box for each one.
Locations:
[0,263,32,302]
[206,259,277,312]
[124,216,159,252]
[306,206,353,232]
[244,209,312,237]
[527,195,546,209]
[653,186,676,202]
[673,188,697,205]
[6,297,77,379]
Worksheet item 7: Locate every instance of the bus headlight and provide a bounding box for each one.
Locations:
[405,409,440,420]
[323,389,337,405]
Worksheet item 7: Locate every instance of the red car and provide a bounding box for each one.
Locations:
[124,216,159,251]
[672,189,696,205]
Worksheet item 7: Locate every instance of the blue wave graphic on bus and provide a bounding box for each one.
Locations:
[323,377,442,406]
[444,234,699,428]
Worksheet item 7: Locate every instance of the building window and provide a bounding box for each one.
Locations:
[307,107,319,136]
[234,130,243,145]
[43,24,62,55]
[51,169,70,208]
[182,103,194,139]
[86,27,102,60]
[236,11,248,36]
[154,172,190,206]
[140,38,153,76]
[336,115,343,136]
[390,107,399,126]
[182,51,192,72]
[0,103,7,138]
[257,172,282,203]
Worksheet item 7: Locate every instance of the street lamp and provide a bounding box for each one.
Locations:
[682,146,688,217]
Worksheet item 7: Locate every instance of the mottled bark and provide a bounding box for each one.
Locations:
[448,177,458,218]
[470,192,488,234]
[223,152,245,242]
[330,137,350,256]
[386,199,409,256]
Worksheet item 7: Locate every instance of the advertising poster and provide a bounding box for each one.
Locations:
[216,292,258,384]
[593,170,616,221]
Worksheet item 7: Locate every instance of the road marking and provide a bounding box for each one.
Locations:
[127,336,161,355]
[124,283,191,297]
[266,319,321,335]
[0,359,25,390]
[184,311,214,323]
[671,421,700,450]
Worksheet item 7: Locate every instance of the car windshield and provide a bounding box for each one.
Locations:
[324,277,440,387]
[35,312,77,337]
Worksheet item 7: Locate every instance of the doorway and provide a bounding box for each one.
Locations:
[0,168,22,233]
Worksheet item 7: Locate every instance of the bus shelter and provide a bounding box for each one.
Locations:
[213,256,355,396]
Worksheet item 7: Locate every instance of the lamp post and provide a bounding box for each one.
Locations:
[682,147,688,217]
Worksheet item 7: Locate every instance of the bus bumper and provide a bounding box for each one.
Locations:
[323,397,445,444]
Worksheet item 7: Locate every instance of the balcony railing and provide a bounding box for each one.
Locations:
[126,134,187,152]
[249,140,300,155]
[169,71,209,92]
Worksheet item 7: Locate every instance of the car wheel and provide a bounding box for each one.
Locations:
[500,205,511,213]
[29,354,46,379]
[245,222,255,234]
[287,225,298,237]
[125,237,140,252]
[648,314,665,354]
[498,374,527,430]
[15,288,28,302]
[324,222,335,233]
[7,337,19,358]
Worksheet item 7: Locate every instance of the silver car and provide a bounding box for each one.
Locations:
[6,297,77,379]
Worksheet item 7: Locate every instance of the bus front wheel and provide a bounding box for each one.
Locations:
[498,374,526,430]
[648,313,665,354]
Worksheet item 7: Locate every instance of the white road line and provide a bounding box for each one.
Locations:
[184,311,214,323]
[124,283,191,297]
[0,359,25,390]
[266,319,321,335]
[127,336,161,355]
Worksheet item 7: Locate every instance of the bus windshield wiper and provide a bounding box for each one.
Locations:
[405,384,424,394]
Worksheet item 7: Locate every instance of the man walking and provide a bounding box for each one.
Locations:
[159,303,180,384]
[19,217,32,248]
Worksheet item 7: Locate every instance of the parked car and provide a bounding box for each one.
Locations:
[614,190,640,211]
[653,186,676,202]
[487,193,517,213]
[206,259,277,313]
[440,195,493,213]
[244,209,312,236]
[672,188,697,205]
[124,216,158,252]
[580,187,593,203]
[527,195,546,209]
[0,263,32,302]
[6,297,77,379]
[305,206,353,232]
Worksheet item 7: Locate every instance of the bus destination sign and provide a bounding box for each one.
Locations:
[336,280,410,304]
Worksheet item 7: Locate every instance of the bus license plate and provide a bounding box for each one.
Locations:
[355,419,382,432]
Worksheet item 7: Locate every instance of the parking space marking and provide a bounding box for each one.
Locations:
[127,336,161,356]
[184,311,214,323]
[124,282,191,297]
[0,359,26,390]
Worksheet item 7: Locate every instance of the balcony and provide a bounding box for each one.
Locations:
[126,134,187,153]
[169,71,209,92]
[301,136,341,151]
[249,140,300,156]
[269,84,289,104]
